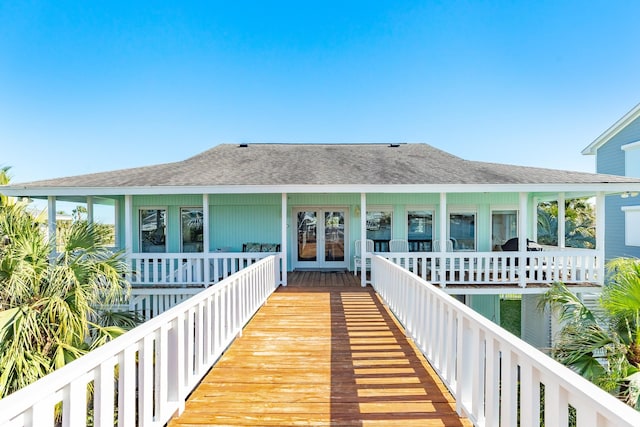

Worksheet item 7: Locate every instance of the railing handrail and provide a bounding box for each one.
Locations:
[375,249,602,286]
[371,255,640,426]
[0,256,279,427]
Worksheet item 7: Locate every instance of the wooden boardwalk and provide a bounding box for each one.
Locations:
[169,272,472,426]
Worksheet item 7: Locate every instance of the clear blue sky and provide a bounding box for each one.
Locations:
[2,1,640,189]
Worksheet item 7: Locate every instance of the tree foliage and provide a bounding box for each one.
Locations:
[537,199,595,248]
[0,202,138,398]
[541,258,640,409]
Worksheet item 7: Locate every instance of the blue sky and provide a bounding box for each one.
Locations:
[2,1,640,195]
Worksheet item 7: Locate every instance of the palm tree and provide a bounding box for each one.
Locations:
[537,199,595,248]
[0,166,12,206]
[540,258,640,408]
[0,202,138,398]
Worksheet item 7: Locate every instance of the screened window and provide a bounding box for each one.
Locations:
[622,206,640,246]
[449,212,476,251]
[181,207,204,252]
[140,209,166,253]
[491,210,517,250]
[407,210,433,251]
[367,210,392,251]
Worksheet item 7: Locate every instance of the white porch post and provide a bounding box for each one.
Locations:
[86,196,94,224]
[596,192,605,285]
[48,196,56,260]
[124,195,133,256]
[518,192,528,287]
[202,194,210,286]
[439,192,447,287]
[361,192,367,287]
[558,193,566,248]
[281,193,288,286]
[114,199,120,248]
[124,195,133,283]
[532,197,538,243]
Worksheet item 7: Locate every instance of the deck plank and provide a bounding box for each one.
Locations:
[168,273,472,427]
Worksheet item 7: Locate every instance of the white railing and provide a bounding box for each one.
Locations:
[0,256,279,427]
[129,287,204,320]
[129,251,283,287]
[371,256,640,427]
[376,249,601,287]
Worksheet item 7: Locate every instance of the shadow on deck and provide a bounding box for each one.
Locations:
[168,276,472,426]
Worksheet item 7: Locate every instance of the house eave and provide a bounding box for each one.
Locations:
[582,102,640,155]
[4,182,640,198]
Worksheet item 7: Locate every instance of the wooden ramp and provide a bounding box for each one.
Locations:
[169,284,472,426]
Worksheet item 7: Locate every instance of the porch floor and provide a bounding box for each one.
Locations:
[168,285,472,426]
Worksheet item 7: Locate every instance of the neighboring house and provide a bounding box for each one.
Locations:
[4,142,640,348]
[583,102,640,260]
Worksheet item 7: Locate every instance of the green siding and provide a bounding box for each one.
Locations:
[121,192,537,269]
[469,295,500,324]
[212,205,281,252]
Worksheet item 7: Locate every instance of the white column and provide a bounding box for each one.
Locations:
[124,195,133,256]
[202,194,210,285]
[281,193,288,286]
[202,194,210,254]
[48,196,56,259]
[558,193,566,248]
[360,193,367,287]
[439,192,447,287]
[531,197,538,242]
[86,196,94,224]
[596,192,605,285]
[114,199,120,248]
[518,192,528,287]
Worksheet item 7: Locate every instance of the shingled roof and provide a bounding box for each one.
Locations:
[7,143,640,189]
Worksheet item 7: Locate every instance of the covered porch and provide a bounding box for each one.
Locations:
[36,188,606,292]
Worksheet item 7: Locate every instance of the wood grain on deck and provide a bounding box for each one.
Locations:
[169,275,472,426]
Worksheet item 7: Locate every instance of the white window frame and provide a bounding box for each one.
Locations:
[406,206,435,251]
[621,141,640,178]
[139,207,168,253]
[622,205,640,247]
[366,206,393,250]
[180,206,204,253]
[490,206,518,251]
[448,207,477,251]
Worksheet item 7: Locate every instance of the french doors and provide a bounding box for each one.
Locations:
[294,208,347,269]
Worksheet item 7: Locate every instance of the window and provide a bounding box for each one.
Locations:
[491,210,517,250]
[407,210,433,251]
[367,210,392,251]
[181,207,204,252]
[449,212,476,251]
[622,141,640,178]
[622,206,640,246]
[140,209,166,253]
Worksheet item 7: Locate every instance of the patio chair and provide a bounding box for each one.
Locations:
[389,239,409,252]
[353,239,374,276]
[432,239,454,252]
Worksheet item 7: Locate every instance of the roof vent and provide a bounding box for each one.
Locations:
[388,143,400,148]
[238,143,248,148]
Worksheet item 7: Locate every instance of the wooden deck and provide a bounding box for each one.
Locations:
[168,275,471,426]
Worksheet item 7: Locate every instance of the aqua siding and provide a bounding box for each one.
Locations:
[469,295,500,324]
[124,192,537,269]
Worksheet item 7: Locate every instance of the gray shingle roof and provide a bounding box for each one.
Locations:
[10,143,640,188]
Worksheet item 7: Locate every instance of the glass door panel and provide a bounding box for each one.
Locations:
[294,208,348,269]
[324,211,345,262]
[297,211,317,262]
